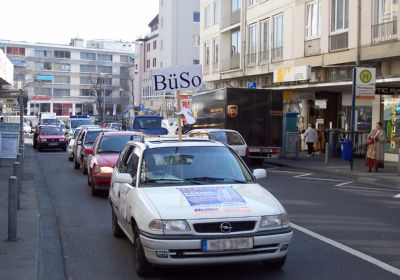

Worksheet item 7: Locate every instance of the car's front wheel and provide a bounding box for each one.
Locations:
[133,226,152,277]
[73,156,80,169]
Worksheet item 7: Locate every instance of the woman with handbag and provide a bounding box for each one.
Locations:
[366,122,385,172]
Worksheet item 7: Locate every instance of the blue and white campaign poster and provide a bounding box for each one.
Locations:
[179,186,246,207]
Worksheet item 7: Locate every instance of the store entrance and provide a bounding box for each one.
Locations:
[312,91,341,130]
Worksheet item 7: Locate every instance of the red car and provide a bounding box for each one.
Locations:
[33,125,67,151]
[86,131,143,196]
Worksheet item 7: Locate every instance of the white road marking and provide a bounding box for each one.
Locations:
[334,181,353,187]
[395,194,400,199]
[335,185,398,193]
[293,173,313,178]
[291,223,400,277]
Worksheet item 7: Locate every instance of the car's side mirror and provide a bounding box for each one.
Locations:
[114,173,133,184]
[253,169,267,180]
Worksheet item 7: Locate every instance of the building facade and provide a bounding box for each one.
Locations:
[0,38,134,118]
[134,0,200,116]
[200,0,400,161]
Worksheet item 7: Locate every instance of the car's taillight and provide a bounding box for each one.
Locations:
[245,147,250,158]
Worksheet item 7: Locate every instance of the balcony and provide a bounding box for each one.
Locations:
[221,9,241,29]
[221,54,240,71]
[329,32,348,51]
[258,50,269,64]
[372,20,397,44]
[271,47,283,62]
[246,53,257,66]
[304,38,321,56]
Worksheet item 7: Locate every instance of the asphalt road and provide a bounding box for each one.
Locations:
[31,144,400,280]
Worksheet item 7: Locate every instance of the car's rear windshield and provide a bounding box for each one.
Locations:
[97,135,141,153]
[133,117,161,129]
[140,146,252,186]
[40,127,63,135]
[208,131,245,145]
[42,119,58,125]
[85,131,102,144]
[71,119,93,129]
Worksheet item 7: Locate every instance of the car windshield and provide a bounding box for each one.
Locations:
[71,119,93,129]
[42,119,58,125]
[85,131,102,144]
[73,128,81,139]
[98,135,141,153]
[140,146,252,186]
[133,117,161,129]
[40,127,63,135]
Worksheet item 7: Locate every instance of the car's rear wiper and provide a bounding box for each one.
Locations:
[185,177,246,183]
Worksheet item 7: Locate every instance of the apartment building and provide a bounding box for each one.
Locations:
[0,38,134,117]
[134,0,200,116]
[201,0,400,161]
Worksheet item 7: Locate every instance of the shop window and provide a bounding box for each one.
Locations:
[383,95,400,154]
[342,106,372,132]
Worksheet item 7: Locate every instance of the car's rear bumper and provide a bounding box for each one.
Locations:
[139,228,293,266]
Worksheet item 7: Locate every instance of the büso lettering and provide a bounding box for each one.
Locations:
[154,72,202,91]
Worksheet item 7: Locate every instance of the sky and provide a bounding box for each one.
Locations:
[0,0,159,46]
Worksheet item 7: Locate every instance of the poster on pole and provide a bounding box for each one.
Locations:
[0,132,19,159]
[355,67,376,99]
[152,65,202,93]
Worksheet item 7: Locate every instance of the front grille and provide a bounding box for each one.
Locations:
[193,221,256,233]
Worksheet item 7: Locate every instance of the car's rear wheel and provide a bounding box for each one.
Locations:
[111,208,124,238]
[73,156,80,169]
[133,226,152,277]
[263,256,287,269]
[82,161,88,175]
[68,155,73,161]
[87,171,91,186]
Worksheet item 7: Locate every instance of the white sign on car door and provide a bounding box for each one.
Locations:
[152,65,202,93]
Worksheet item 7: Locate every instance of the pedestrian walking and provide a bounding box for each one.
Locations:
[303,124,318,157]
[366,122,385,172]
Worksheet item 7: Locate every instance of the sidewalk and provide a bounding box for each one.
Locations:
[265,152,400,189]
[0,145,39,280]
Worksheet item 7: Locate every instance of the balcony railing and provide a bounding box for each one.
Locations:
[246,53,257,66]
[304,38,321,56]
[221,9,241,29]
[330,32,348,51]
[221,54,240,71]
[258,50,269,64]
[271,47,283,62]
[372,20,397,44]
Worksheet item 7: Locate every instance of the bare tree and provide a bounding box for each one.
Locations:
[89,73,106,122]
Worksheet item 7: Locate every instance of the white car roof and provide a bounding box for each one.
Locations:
[189,128,242,134]
[127,137,226,149]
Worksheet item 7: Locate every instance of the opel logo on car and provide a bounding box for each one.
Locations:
[220,222,232,233]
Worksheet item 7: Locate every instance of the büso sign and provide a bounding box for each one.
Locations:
[152,65,202,92]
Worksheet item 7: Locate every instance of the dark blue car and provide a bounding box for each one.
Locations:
[129,115,168,135]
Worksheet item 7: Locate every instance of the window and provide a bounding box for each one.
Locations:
[53,76,70,84]
[248,23,257,64]
[98,66,112,74]
[272,14,283,60]
[249,0,258,6]
[232,0,241,12]
[213,0,220,24]
[152,58,157,67]
[260,18,270,62]
[204,5,211,28]
[120,78,129,87]
[54,50,70,59]
[53,63,70,71]
[372,0,398,43]
[213,39,219,64]
[80,52,96,60]
[153,40,157,50]
[15,73,25,81]
[80,77,93,85]
[80,89,95,96]
[193,11,200,22]
[36,88,52,96]
[101,78,112,86]
[126,150,140,180]
[331,0,348,32]
[306,0,321,38]
[231,29,241,56]
[204,43,210,65]
[193,35,200,47]
[80,64,96,73]
[161,40,163,50]
[147,43,151,52]
[120,67,129,75]
[7,47,25,56]
[35,49,52,58]
[146,59,150,69]
[193,59,200,64]
[12,60,26,68]
[97,54,112,62]
[53,89,70,97]
[35,62,52,71]
[120,55,129,63]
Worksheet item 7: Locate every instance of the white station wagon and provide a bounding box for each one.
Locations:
[109,137,292,277]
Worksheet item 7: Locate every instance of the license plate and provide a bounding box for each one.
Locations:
[48,143,58,146]
[201,237,253,252]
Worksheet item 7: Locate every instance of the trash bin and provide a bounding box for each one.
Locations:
[340,139,352,161]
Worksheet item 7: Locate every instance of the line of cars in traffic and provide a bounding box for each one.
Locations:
[59,124,293,277]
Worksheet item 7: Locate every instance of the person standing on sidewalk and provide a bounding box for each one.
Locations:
[304,124,318,157]
[366,122,385,172]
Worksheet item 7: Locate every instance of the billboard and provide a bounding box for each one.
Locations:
[0,49,13,85]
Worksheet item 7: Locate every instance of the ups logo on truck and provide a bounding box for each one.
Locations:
[227,105,238,118]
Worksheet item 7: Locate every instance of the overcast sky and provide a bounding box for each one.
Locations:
[0,0,159,46]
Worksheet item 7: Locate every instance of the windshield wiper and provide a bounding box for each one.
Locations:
[142,178,184,184]
[185,177,246,184]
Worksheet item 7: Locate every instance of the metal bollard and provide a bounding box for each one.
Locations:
[13,162,21,210]
[325,142,329,165]
[8,176,18,241]
[17,153,23,181]
[19,146,24,160]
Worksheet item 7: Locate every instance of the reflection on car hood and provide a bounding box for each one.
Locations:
[95,153,119,167]
[40,135,65,139]
[142,184,283,220]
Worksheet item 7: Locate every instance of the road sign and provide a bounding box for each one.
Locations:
[355,67,376,99]
[248,82,256,89]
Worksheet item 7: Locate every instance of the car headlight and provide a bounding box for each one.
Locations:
[40,138,47,142]
[59,138,65,142]
[260,213,290,229]
[148,219,191,234]
[100,166,114,173]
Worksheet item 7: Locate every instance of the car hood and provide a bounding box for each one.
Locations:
[95,153,119,167]
[39,135,65,139]
[141,183,283,220]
